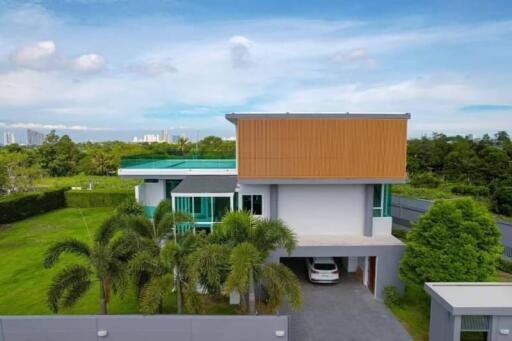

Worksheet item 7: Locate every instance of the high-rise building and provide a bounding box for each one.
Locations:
[171,135,181,143]
[27,129,45,146]
[3,132,16,146]
[161,129,170,143]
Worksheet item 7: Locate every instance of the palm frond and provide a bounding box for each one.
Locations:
[188,244,230,294]
[156,211,194,241]
[47,264,92,313]
[153,199,172,228]
[261,262,303,312]
[214,211,252,246]
[123,215,153,240]
[224,242,261,295]
[139,277,165,314]
[253,218,297,256]
[95,215,124,245]
[110,230,156,262]
[43,239,91,268]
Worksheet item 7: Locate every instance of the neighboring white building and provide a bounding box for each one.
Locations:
[3,132,16,146]
[118,112,411,299]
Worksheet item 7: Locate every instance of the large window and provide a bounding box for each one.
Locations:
[373,184,391,217]
[242,195,262,215]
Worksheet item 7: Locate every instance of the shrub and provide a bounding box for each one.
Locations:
[0,188,67,223]
[409,173,442,188]
[116,198,144,216]
[400,198,502,284]
[451,184,489,197]
[392,229,408,241]
[498,258,512,274]
[65,190,133,208]
[383,286,401,307]
[492,186,512,216]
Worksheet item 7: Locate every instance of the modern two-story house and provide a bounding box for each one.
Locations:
[118,112,410,299]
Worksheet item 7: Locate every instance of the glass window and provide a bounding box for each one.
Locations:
[144,179,159,183]
[242,195,252,211]
[252,195,262,215]
[373,184,382,208]
[213,197,230,221]
[165,179,182,199]
[242,195,263,215]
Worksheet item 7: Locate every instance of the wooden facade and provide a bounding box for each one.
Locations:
[235,116,408,180]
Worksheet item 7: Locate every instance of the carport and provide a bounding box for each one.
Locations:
[269,234,405,299]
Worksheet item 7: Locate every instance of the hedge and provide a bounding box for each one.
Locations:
[0,188,67,223]
[65,190,133,208]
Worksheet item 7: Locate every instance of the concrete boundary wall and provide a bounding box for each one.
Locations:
[392,195,512,250]
[0,315,289,341]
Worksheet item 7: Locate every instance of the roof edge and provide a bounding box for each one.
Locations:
[226,112,411,124]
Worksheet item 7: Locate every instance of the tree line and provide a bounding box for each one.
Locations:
[0,131,235,194]
[407,131,512,216]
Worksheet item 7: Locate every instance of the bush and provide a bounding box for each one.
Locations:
[392,229,408,241]
[451,184,489,197]
[383,286,401,307]
[498,258,512,274]
[0,188,67,223]
[409,173,442,188]
[400,198,502,284]
[492,186,512,216]
[116,198,144,216]
[65,190,133,208]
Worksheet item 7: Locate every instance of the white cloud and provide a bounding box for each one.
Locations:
[10,40,58,70]
[0,121,110,131]
[333,48,377,68]
[229,35,252,68]
[71,54,105,72]
[129,59,178,77]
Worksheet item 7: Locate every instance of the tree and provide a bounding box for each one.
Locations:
[400,198,502,285]
[39,131,80,176]
[123,199,193,247]
[177,136,189,154]
[43,216,140,314]
[0,152,41,194]
[224,242,302,314]
[213,211,302,314]
[492,186,512,216]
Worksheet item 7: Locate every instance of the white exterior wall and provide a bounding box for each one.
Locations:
[277,184,366,236]
[238,184,271,217]
[373,217,392,236]
[141,180,166,207]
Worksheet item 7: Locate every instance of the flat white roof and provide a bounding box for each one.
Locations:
[296,234,403,247]
[425,282,512,315]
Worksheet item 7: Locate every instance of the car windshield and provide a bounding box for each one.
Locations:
[314,263,336,271]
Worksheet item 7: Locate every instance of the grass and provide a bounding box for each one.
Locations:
[392,183,459,200]
[389,284,430,341]
[35,175,141,191]
[0,207,236,315]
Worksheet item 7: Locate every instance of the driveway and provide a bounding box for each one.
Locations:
[280,258,412,341]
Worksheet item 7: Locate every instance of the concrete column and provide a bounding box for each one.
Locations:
[364,184,374,237]
[270,185,279,219]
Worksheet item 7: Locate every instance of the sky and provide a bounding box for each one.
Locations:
[0,0,511,142]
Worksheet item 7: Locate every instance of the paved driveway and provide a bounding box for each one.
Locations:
[280,259,412,341]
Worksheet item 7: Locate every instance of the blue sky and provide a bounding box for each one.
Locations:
[0,0,511,141]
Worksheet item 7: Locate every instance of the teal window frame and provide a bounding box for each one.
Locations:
[372,184,391,217]
[173,194,234,231]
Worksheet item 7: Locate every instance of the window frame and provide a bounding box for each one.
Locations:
[241,194,263,216]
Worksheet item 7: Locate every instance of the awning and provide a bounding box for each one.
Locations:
[172,175,237,194]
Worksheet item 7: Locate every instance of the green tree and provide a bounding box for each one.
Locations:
[43,216,140,314]
[39,131,80,176]
[400,198,502,285]
[0,152,41,194]
[213,211,302,314]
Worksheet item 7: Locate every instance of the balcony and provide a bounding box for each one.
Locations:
[118,158,237,177]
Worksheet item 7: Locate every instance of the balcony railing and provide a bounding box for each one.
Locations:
[120,158,236,170]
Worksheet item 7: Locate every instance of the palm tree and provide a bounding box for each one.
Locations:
[177,136,189,154]
[213,211,302,314]
[43,216,140,314]
[123,199,193,247]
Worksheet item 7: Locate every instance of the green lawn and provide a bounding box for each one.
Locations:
[35,175,141,191]
[0,208,236,315]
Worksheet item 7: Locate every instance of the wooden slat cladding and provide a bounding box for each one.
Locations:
[237,118,408,179]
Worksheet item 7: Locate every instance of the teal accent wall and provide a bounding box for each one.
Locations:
[144,206,156,219]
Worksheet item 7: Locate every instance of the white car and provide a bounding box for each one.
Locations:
[306,257,339,283]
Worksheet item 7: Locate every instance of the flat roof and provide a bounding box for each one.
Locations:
[297,234,404,247]
[118,159,237,177]
[226,112,411,124]
[172,175,237,194]
[425,282,512,315]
